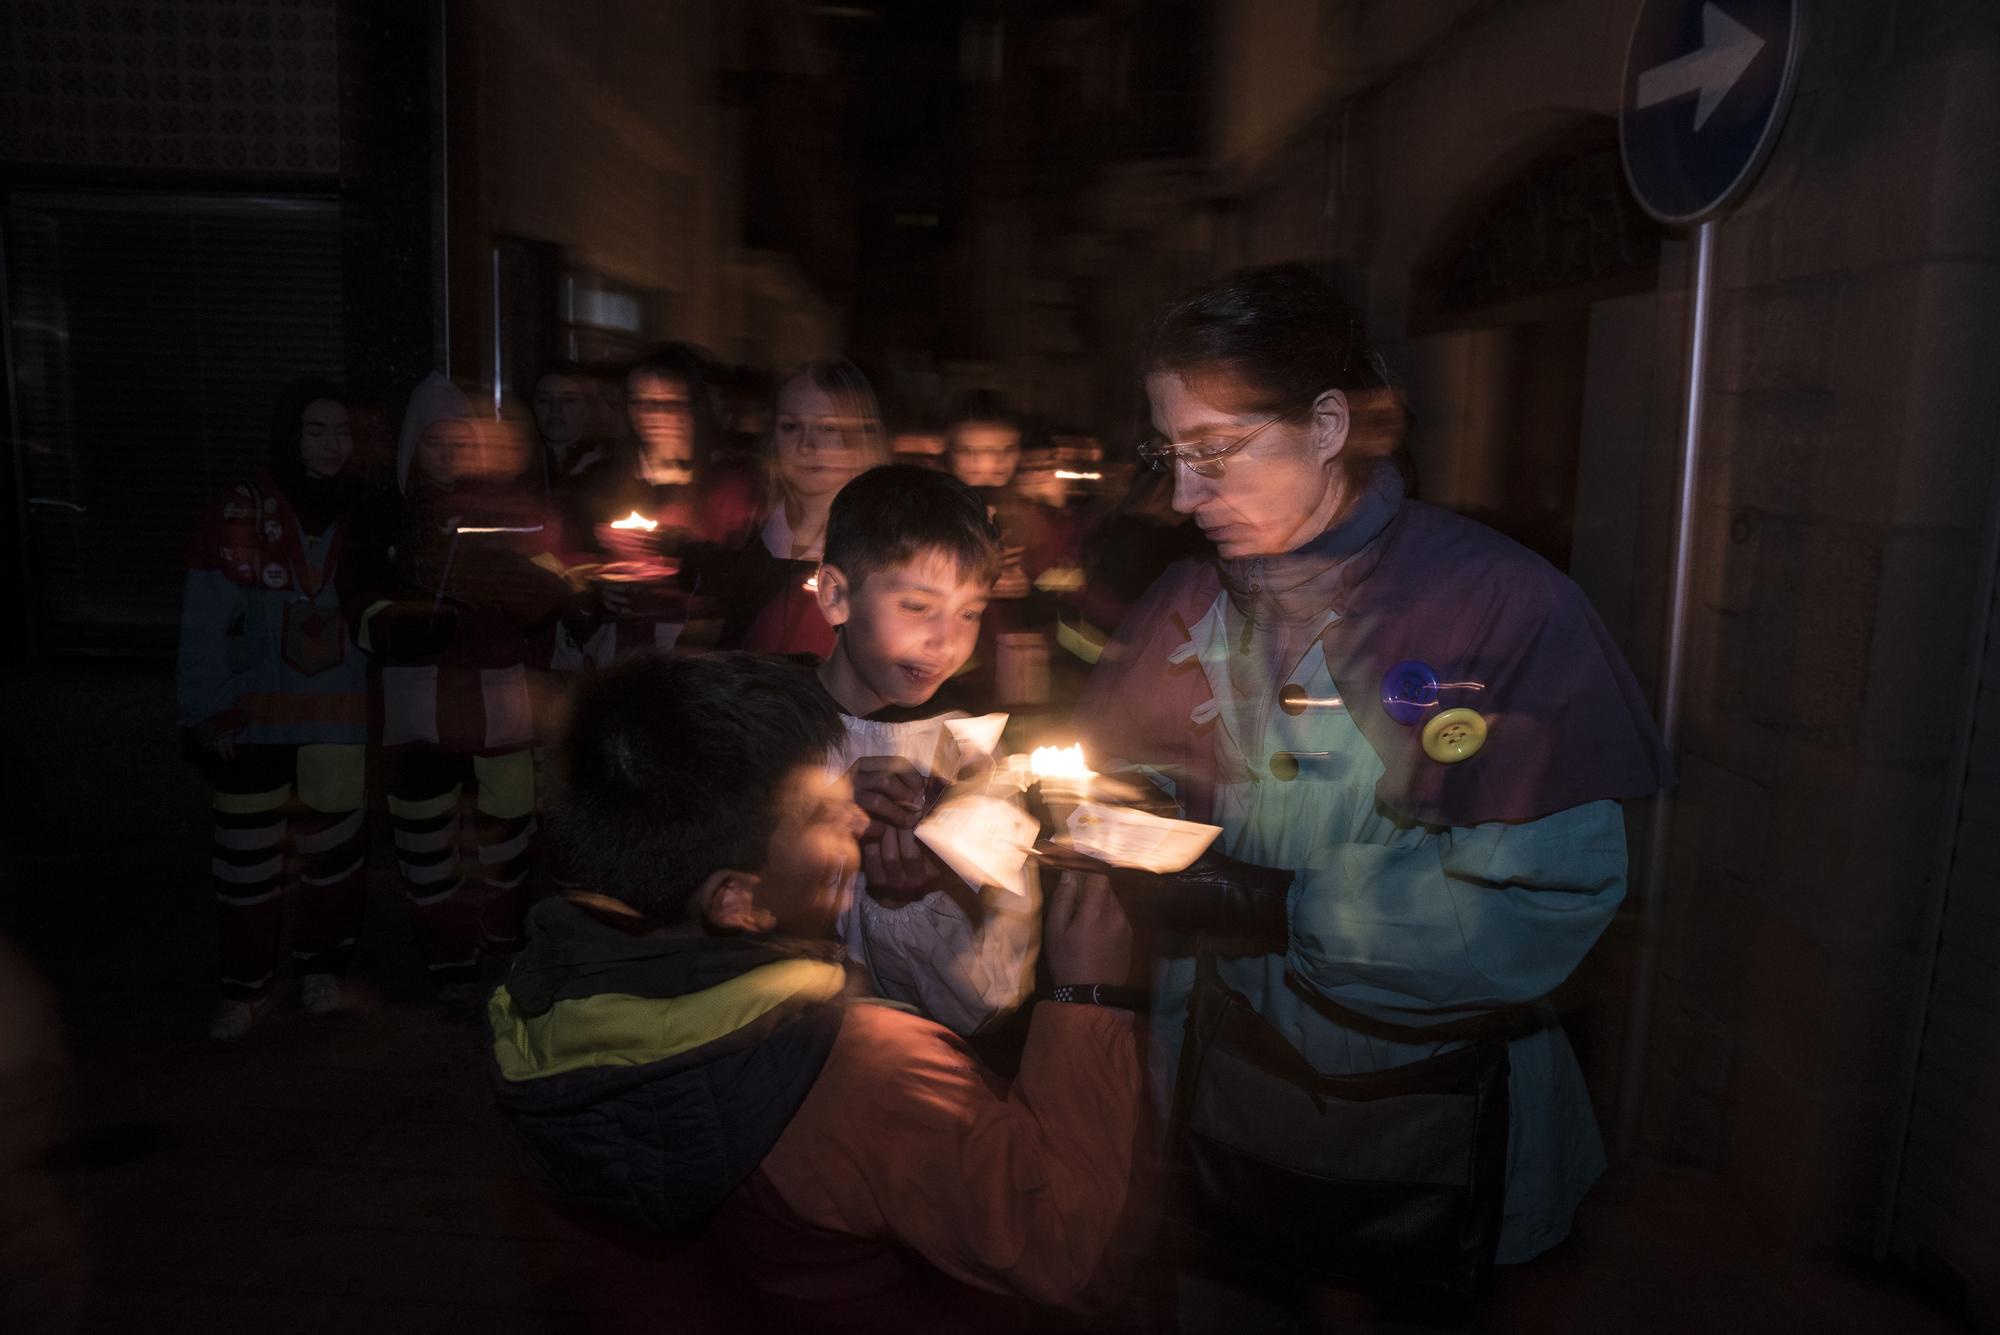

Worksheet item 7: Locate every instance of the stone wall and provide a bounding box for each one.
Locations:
[1190,0,2000,1261]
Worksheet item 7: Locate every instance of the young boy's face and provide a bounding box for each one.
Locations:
[818,549,991,714]
[756,765,867,937]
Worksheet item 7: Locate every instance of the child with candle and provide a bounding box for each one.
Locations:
[807,464,1041,1036]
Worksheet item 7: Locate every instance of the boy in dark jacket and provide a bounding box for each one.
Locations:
[487,652,1155,1331]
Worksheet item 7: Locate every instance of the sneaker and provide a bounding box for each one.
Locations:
[207,997,270,1041]
[299,973,342,1015]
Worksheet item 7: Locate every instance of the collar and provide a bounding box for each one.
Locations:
[1218,460,1405,623]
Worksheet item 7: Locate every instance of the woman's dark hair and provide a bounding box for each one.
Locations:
[823,464,1003,591]
[625,341,724,468]
[535,358,584,383]
[1149,262,1405,482]
[550,651,845,924]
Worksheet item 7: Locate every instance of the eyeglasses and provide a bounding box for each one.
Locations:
[1136,415,1284,479]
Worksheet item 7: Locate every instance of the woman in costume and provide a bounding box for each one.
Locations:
[1077,263,1673,1320]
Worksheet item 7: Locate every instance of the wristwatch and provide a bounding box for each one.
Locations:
[1044,983,1151,1012]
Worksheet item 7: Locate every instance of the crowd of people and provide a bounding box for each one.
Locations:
[176,344,1152,1040]
[173,261,1672,1332]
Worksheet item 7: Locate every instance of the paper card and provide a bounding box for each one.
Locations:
[1064,802,1221,874]
[915,793,1037,899]
[931,712,1008,784]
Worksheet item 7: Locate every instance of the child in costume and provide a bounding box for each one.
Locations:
[344,374,569,996]
[178,378,373,1038]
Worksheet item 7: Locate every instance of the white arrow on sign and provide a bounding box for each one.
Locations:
[1635,2,1765,130]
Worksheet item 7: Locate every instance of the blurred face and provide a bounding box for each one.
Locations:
[627,371,695,479]
[1145,371,1348,560]
[774,377,874,501]
[299,399,353,479]
[479,416,536,484]
[534,375,586,451]
[416,418,476,489]
[1014,447,1065,507]
[948,422,1021,488]
[757,765,867,937]
[818,549,990,714]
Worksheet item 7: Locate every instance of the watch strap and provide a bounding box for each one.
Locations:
[1044,983,1151,1012]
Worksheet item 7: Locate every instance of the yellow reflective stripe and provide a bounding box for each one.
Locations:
[212,784,291,815]
[296,743,366,812]
[387,787,462,822]
[1057,615,1105,664]
[489,958,847,1083]
[1034,564,1085,593]
[471,750,536,820]
[358,599,393,654]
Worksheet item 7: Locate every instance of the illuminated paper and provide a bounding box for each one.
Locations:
[1064,802,1220,874]
[929,712,1008,785]
[915,793,1037,898]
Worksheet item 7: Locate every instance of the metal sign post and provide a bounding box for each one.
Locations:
[1612,0,1802,1157]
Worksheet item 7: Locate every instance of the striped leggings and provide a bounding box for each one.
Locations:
[208,743,368,1002]
[386,749,537,987]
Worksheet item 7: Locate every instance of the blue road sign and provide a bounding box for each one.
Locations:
[1619,0,1802,225]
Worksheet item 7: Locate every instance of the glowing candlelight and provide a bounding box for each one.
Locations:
[609,511,659,531]
[1053,470,1103,481]
[1029,743,1092,780]
[803,574,820,593]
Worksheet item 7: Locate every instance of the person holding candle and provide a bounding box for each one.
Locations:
[343,374,571,1000]
[1076,263,1673,1319]
[806,464,1040,1037]
[532,360,618,549]
[178,378,375,1039]
[556,345,758,664]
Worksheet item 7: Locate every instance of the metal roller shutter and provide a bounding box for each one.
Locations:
[6,191,346,655]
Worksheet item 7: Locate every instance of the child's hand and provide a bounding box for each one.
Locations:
[846,755,925,835]
[861,824,953,900]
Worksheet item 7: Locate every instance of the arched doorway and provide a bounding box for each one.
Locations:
[1406,118,1663,573]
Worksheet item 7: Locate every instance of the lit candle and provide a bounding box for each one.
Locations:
[600,510,663,562]
[1029,743,1092,779]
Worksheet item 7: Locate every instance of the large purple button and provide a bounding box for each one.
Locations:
[1381,660,1440,726]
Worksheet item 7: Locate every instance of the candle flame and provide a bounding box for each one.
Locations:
[1029,743,1092,779]
[609,511,659,531]
[1053,470,1102,481]
[803,574,819,593]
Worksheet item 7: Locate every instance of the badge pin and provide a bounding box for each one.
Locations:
[1381,660,1441,726]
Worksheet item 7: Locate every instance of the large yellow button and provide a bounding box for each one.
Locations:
[1422,708,1487,763]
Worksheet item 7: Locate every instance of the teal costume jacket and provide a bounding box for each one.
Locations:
[1078,464,1671,1262]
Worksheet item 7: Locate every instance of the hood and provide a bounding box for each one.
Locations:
[488,898,848,1234]
[397,372,475,494]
